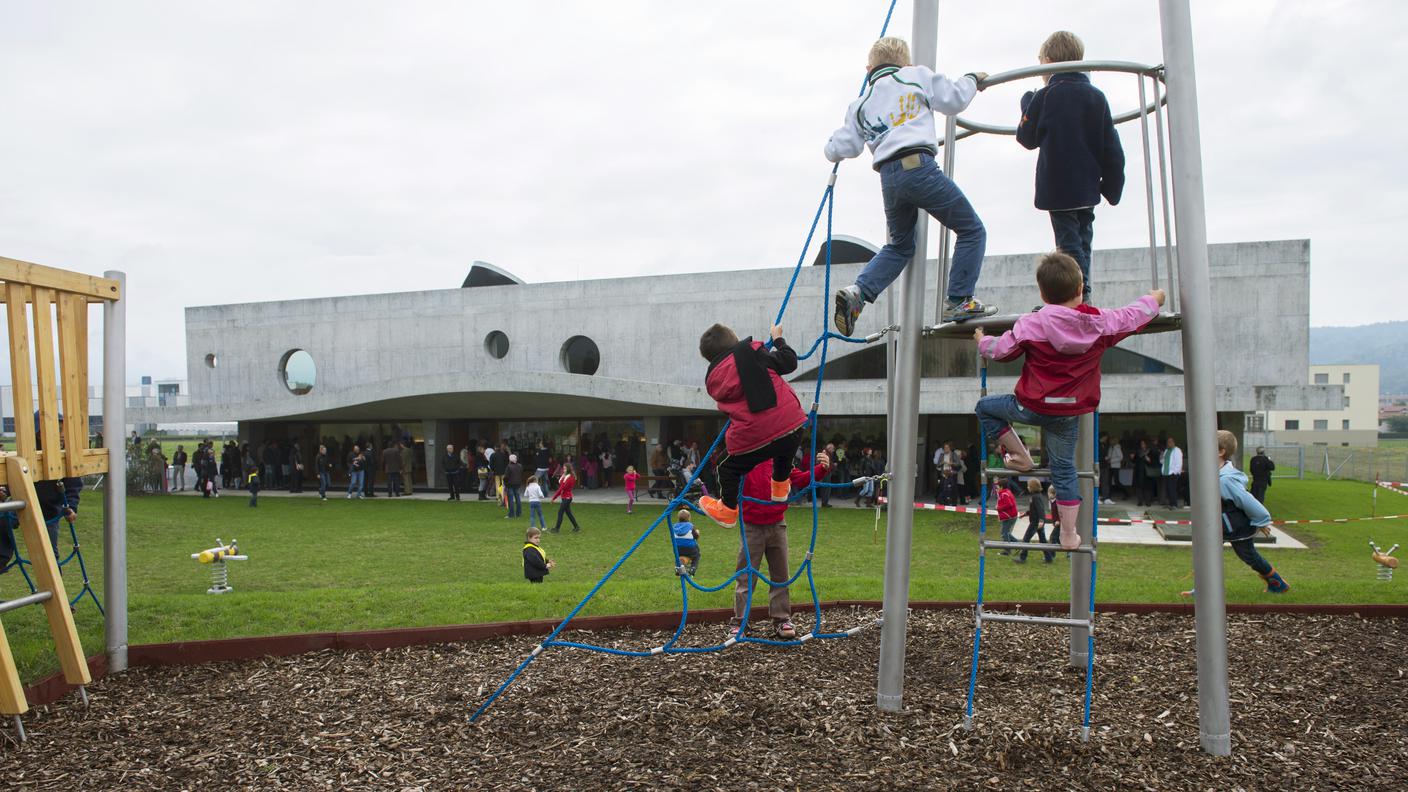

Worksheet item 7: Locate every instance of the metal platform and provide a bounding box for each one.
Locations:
[925,311,1182,339]
[981,540,1094,555]
[985,467,1096,480]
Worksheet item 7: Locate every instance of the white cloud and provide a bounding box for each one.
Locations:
[0,0,1401,384]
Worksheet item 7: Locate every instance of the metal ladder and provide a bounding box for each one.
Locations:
[963,358,1101,740]
[0,459,92,743]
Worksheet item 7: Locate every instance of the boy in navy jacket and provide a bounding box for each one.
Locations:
[1016,31,1125,302]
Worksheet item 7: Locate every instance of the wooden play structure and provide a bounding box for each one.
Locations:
[0,256,123,740]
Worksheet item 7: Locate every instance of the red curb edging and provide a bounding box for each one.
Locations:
[24,601,1406,708]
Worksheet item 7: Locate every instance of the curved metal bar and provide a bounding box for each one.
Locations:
[938,60,1166,143]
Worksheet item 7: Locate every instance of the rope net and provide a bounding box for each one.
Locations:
[471,0,900,722]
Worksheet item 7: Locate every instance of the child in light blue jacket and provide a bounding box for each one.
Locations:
[1183,431,1290,596]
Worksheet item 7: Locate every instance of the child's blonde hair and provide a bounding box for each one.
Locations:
[1039,31,1084,63]
[627,465,636,473]
[1216,429,1238,461]
[1027,478,1042,493]
[676,508,692,523]
[526,527,542,542]
[868,37,911,70]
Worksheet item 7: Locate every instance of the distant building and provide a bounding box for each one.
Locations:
[132,239,1340,489]
[1264,364,1380,447]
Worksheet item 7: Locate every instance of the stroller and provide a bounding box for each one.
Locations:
[668,463,707,501]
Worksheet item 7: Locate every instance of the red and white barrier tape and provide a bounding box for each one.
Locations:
[881,497,1408,526]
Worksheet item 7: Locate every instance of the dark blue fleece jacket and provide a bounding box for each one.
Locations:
[1016,72,1125,211]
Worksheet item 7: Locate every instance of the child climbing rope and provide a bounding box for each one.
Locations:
[1015,30,1125,302]
[824,35,995,332]
[697,323,806,529]
[1181,430,1290,597]
[974,252,1163,549]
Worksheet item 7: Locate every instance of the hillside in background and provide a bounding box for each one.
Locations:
[1310,321,1408,396]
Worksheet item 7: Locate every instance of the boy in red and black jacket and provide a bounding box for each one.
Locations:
[697,323,807,529]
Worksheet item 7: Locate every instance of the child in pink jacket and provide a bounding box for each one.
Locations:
[974,252,1163,549]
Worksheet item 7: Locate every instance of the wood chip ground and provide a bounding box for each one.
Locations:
[2,611,1404,790]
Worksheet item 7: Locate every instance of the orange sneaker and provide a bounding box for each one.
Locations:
[770,479,791,502]
[698,496,738,529]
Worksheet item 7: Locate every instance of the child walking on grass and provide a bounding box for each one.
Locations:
[523,528,554,584]
[1182,431,1291,597]
[975,252,1163,550]
[525,475,546,531]
[1015,478,1055,564]
[624,466,639,514]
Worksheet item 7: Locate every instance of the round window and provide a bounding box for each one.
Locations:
[204,353,218,369]
[279,349,316,395]
[484,331,510,359]
[560,336,600,376]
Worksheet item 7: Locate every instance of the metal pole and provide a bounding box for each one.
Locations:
[1136,75,1160,291]
[1151,73,1177,313]
[1158,0,1231,756]
[935,114,956,322]
[876,0,937,712]
[1069,413,1094,665]
[103,270,128,673]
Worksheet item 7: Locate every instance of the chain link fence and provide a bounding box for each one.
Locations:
[1260,444,1408,484]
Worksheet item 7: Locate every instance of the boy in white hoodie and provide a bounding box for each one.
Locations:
[826,36,993,331]
[524,475,547,531]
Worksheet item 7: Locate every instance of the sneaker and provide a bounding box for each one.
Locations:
[1101,498,1115,505]
[833,284,864,336]
[698,496,739,529]
[725,622,746,641]
[941,297,998,323]
[770,479,791,502]
[1013,555,1026,564]
[774,620,797,640]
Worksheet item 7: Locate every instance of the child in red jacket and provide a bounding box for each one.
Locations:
[975,253,1162,550]
[623,466,640,514]
[697,323,807,529]
[726,451,831,641]
[993,478,1019,555]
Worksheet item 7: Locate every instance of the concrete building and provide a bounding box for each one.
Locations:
[132,238,1339,490]
[1263,364,1380,447]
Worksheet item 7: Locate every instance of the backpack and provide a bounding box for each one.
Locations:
[1220,498,1257,542]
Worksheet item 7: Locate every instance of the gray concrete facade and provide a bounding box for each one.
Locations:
[133,238,1337,427]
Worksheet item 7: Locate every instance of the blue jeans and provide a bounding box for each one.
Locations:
[506,485,522,517]
[1050,208,1095,299]
[976,394,1080,502]
[318,471,330,497]
[347,470,363,495]
[856,152,986,303]
[529,501,545,529]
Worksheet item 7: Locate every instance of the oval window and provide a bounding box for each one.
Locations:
[484,331,510,360]
[560,336,600,376]
[279,349,317,395]
[204,353,218,369]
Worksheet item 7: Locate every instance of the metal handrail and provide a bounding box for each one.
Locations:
[938,60,1166,142]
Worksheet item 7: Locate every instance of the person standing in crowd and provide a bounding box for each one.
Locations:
[443,443,463,501]
[599,445,614,489]
[504,453,524,518]
[172,445,188,491]
[534,441,551,487]
[346,445,365,499]
[490,442,509,504]
[1249,446,1275,504]
[384,439,404,497]
[401,438,415,495]
[362,440,378,498]
[289,440,304,493]
[202,447,219,498]
[649,443,669,500]
[1133,438,1155,507]
[551,463,581,533]
[1161,436,1184,509]
[315,443,332,501]
[1103,434,1123,503]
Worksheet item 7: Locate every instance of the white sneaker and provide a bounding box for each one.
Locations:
[1101,498,1115,505]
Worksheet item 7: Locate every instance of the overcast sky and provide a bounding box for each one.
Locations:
[1,0,1403,384]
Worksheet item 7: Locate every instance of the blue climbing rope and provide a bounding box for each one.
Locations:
[470,0,900,723]
[0,492,104,613]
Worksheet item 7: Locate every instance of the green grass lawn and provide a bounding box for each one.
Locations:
[2,478,1404,682]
